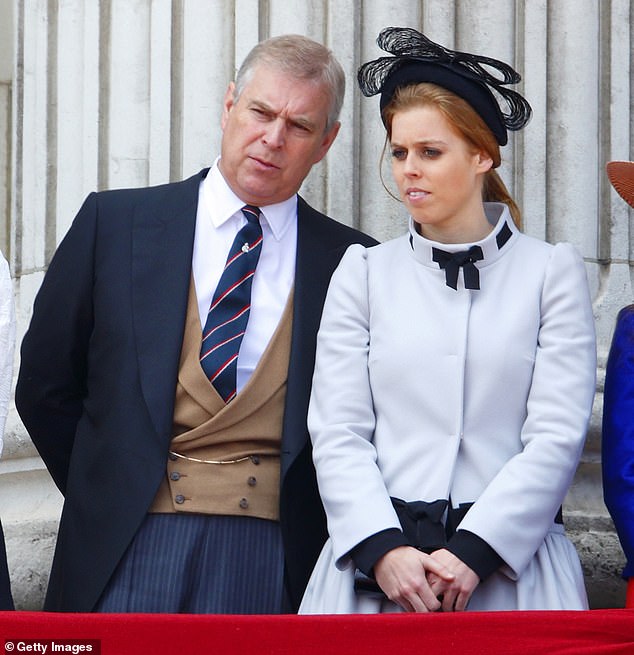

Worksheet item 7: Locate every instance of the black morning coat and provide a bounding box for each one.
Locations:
[15,168,378,612]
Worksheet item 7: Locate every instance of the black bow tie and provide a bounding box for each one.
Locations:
[432,245,484,290]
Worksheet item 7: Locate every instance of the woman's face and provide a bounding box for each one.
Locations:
[390,104,493,243]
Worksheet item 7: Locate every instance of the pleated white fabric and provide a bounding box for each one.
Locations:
[301,525,587,613]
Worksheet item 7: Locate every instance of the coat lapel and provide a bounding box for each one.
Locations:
[281,197,354,478]
[131,169,208,440]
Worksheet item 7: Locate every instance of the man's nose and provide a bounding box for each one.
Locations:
[263,120,286,148]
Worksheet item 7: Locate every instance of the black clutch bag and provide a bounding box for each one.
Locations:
[353,569,386,598]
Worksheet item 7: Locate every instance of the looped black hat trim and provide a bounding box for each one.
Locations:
[357,27,532,145]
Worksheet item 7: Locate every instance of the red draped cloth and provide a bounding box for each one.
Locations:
[627,579,634,608]
[0,610,633,654]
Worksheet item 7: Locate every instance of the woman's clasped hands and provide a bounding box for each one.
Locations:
[374,546,479,613]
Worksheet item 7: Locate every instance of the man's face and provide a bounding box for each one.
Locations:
[218,64,340,206]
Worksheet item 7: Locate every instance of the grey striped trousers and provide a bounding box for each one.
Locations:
[95,513,285,613]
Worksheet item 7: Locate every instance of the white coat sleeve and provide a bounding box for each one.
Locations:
[308,244,402,569]
[457,242,596,578]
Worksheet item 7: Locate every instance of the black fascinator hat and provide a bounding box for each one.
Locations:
[357,27,532,146]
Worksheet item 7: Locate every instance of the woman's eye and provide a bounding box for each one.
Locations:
[391,149,406,160]
[423,148,441,158]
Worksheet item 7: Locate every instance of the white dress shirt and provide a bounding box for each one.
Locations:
[192,160,297,393]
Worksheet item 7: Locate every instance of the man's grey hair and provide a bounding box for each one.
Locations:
[234,34,345,132]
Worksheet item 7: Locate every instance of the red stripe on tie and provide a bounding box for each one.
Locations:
[200,331,246,361]
[210,271,255,310]
[199,204,261,401]
[202,305,250,340]
[209,354,238,383]
[223,236,263,270]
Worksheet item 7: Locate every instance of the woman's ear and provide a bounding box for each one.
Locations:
[476,151,494,174]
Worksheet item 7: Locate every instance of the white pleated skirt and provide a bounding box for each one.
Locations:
[299,524,588,614]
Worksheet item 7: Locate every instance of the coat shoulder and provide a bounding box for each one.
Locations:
[94,169,208,210]
[297,196,377,249]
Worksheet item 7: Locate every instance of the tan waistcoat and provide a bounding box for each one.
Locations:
[149,278,293,521]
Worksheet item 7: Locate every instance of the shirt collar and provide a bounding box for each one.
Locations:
[408,202,518,270]
[203,159,297,241]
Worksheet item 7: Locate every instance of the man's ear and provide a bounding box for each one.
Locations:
[221,82,236,130]
[312,121,341,164]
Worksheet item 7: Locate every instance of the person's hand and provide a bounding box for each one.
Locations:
[427,548,479,611]
[373,546,455,612]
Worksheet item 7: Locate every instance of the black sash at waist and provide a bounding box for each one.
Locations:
[353,498,564,599]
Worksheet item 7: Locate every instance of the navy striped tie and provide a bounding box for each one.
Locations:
[200,205,263,402]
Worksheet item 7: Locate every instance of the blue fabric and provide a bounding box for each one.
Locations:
[95,513,284,613]
[602,305,634,579]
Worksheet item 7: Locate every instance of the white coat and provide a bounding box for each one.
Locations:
[300,203,596,613]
